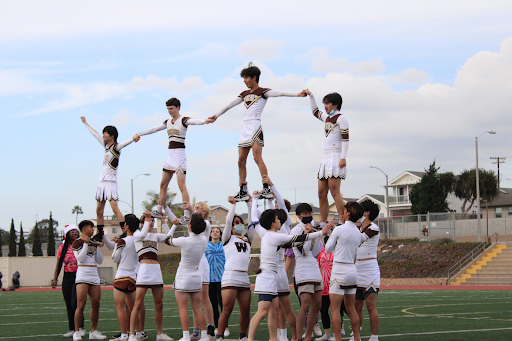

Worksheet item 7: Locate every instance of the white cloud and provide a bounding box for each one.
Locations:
[302,47,384,75]
[112,109,132,126]
[388,67,431,84]
[237,39,285,60]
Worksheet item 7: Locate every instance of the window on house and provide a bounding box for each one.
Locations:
[112,228,117,234]
[379,213,384,218]
[496,208,503,218]
[508,207,512,215]
[209,216,215,223]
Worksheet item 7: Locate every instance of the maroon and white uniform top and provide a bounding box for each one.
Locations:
[137,115,206,149]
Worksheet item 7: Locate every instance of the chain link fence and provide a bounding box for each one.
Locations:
[375,212,512,242]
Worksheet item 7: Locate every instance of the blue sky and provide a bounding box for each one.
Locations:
[1,1,512,232]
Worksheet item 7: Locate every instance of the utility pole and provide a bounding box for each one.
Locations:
[490,156,506,188]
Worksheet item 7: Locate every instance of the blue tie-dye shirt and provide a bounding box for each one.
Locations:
[205,241,225,282]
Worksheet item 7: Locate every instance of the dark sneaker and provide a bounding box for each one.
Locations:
[260,187,273,199]
[234,190,250,202]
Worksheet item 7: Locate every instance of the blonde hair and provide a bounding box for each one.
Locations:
[196,201,211,219]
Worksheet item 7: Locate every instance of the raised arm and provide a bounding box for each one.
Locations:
[213,97,244,119]
[308,93,327,123]
[324,226,341,254]
[264,90,301,98]
[270,230,324,248]
[271,184,292,227]
[133,220,150,241]
[223,203,236,245]
[111,239,125,263]
[137,122,166,137]
[115,138,134,151]
[95,246,104,265]
[251,192,263,221]
[81,117,105,147]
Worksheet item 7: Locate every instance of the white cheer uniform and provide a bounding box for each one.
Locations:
[290,221,323,287]
[215,88,300,148]
[133,221,169,287]
[83,122,133,202]
[73,239,104,286]
[165,224,208,292]
[138,115,206,174]
[110,236,138,291]
[221,203,255,290]
[356,222,381,292]
[325,221,369,295]
[308,94,349,180]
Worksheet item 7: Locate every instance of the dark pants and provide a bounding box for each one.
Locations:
[320,295,346,330]
[62,272,84,330]
[209,282,223,327]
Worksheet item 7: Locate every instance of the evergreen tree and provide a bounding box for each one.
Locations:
[454,168,499,217]
[32,221,43,257]
[18,223,26,257]
[47,212,56,256]
[410,161,450,214]
[8,219,17,257]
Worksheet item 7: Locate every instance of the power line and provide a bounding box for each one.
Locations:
[490,156,506,187]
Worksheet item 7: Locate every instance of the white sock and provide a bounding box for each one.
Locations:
[371,335,379,339]
[183,331,190,339]
[121,334,128,338]
[184,210,190,217]
[157,334,165,338]
[279,328,287,339]
[201,330,208,339]
[136,332,143,336]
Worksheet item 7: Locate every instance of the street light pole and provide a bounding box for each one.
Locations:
[131,173,150,214]
[371,166,390,239]
[475,130,496,242]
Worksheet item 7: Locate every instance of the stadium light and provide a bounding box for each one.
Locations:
[476,131,496,242]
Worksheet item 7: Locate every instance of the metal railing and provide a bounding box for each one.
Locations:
[446,237,492,284]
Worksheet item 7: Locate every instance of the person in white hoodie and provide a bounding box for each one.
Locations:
[324,202,369,341]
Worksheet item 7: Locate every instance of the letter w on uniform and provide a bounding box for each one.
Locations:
[235,242,248,253]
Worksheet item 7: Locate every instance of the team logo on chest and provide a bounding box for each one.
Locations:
[324,122,338,137]
[244,94,261,109]
[235,242,248,253]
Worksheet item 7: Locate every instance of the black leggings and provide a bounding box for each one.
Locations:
[320,295,346,330]
[62,272,84,330]
[209,282,223,327]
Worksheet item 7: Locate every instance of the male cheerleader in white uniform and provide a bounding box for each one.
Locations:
[129,211,173,341]
[207,63,306,201]
[302,90,349,225]
[290,203,324,341]
[216,195,256,341]
[354,200,381,341]
[81,117,134,243]
[165,213,209,341]
[133,98,208,221]
[253,177,299,341]
[324,202,369,341]
[72,220,107,341]
[249,208,331,341]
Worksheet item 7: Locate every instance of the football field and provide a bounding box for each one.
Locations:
[1,289,512,340]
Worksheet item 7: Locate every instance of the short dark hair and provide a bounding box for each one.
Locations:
[232,214,244,226]
[78,220,94,231]
[166,97,181,108]
[103,125,118,142]
[360,199,380,221]
[283,199,291,212]
[259,209,278,230]
[240,63,261,83]
[295,203,313,216]
[209,227,222,241]
[323,93,343,111]
[124,214,140,233]
[345,202,364,222]
[276,209,288,225]
[190,212,206,234]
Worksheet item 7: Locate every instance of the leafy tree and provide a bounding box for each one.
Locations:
[141,190,185,218]
[0,228,7,247]
[454,168,499,217]
[410,161,450,214]
[32,221,43,256]
[18,223,26,257]
[27,218,58,244]
[8,219,17,257]
[71,206,83,224]
[47,212,56,256]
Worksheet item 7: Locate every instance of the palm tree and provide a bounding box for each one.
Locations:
[71,206,83,224]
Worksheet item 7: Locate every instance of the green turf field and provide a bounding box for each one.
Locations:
[1,289,512,340]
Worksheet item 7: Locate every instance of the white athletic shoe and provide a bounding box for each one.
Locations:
[224,329,230,337]
[348,337,354,341]
[368,337,379,341]
[79,328,87,337]
[178,338,190,341]
[141,332,149,340]
[128,336,139,341]
[109,336,129,341]
[73,332,82,341]
[313,323,322,337]
[315,334,330,341]
[328,334,336,341]
[260,187,273,199]
[151,206,165,218]
[239,337,248,341]
[234,190,250,202]
[199,338,210,341]
[156,334,174,341]
[178,215,191,225]
[63,330,75,337]
[90,330,107,340]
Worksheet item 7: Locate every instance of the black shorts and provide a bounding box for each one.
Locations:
[355,287,379,301]
[258,294,278,302]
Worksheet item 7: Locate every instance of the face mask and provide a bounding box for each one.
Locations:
[234,224,245,235]
[301,216,313,224]
[328,109,335,116]
[360,216,366,223]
